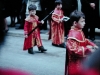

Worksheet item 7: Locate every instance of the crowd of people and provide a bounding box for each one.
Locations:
[0,0,99,75]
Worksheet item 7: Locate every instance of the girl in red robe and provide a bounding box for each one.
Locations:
[50,0,66,48]
[65,10,98,75]
[23,4,47,54]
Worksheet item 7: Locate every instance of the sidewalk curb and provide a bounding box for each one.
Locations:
[6,28,100,41]
[7,30,49,40]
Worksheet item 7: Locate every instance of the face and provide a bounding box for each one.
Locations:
[74,17,85,29]
[57,4,62,9]
[29,10,36,16]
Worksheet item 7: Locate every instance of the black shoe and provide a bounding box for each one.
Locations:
[59,43,66,48]
[52,43,59,47]
[28,48,34,54]
[38,46,47,53]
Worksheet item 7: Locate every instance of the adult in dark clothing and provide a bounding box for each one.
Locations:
[4,0,16,27]
[40,0,55,30]
[99,0,100,17]
[14,0,22,24]
[0,0,6,42]
[4,0,22,27]
[81,0,99,41]
[95,0,99,29]
[62,0,78,36]
[16,0,28,29]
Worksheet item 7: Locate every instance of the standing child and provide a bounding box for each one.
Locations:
[50,0,66,48]
[65,10,98,75]
[23,4,47,54]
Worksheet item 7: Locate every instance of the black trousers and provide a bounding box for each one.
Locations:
[82,14,95,39]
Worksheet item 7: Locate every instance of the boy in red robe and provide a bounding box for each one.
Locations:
[65,10,98,75]
[50,0,66,48]
[23,4,47,54]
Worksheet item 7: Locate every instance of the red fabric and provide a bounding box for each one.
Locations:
[50,8,64,44]
[68,27,96,46]
[0,68,32,75]
[23,15,42,50]
[82,69,100,75]
[66,26,97,75]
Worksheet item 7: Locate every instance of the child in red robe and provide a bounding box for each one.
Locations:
[65,10,98,75]
[50,0,66,48]
[23,4,47,54]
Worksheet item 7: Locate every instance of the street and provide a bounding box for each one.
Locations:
[0,0,100,74]
[0,35,66,75]
[0,16,100,75]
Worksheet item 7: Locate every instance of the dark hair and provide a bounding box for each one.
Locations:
[28,4,37,11]
[70,10,85,24]
[55,0,62,6]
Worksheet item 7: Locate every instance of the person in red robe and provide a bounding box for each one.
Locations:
[81,50,100,75]
[23,4,47,54]
[50,0,66,48]
[65,10,98,75]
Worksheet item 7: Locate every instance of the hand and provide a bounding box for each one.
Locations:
[91,46,99,52]
[93,45,99,49]
[41,20,44,24]
[90,3,95,9]
[59,19,63,22]
[25,35,28,38]
[86,45,93,49]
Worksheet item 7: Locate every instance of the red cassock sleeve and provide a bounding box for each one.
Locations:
[52,14,60,23]
[85,39,96,46]
[24,21,29,35]
[67,39,92,57]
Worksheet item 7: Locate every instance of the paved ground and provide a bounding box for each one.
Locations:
[0,16,100,75]
[0,27,100,75]
[0,34,66,75]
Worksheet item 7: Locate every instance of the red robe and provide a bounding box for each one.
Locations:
[0,68,32,75]
[50,8,64,44]
[23,15,42,50]
[83,69,100,75]
[65,26,97,75]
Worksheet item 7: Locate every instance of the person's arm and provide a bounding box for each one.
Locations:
[85,39,96,46]
[52,14,61,23]
[67,39,92,57]
[85,39,98,49]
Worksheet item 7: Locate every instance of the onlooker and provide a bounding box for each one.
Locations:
[40,0,55,30]
[81,0,99,41]
[16,0,28,29]
[62,0,78,36]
